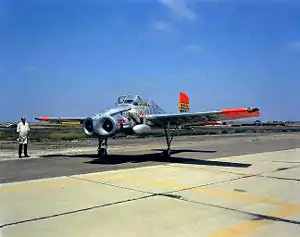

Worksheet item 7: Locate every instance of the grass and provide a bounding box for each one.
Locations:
[47,131,87,140]
[0,127,86,142]
[1,125,299,141]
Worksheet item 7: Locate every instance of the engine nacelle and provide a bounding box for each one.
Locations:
[132,124,152,135]
[83,115,119,137]
[94,115,118,137]
[83,117,94,136]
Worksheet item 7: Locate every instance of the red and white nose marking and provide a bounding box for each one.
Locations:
[118,118,125,128]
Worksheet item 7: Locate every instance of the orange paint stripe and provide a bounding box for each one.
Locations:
[221,108,260,120]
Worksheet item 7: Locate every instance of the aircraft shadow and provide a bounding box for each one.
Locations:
[41,149,251,168]
[151,148,217,155]
[85,154,250,168]
[40,148,214,160]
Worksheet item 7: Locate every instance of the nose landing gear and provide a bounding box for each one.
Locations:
[97,138,108,157]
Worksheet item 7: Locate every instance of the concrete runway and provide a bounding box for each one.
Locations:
[1,133,300,236]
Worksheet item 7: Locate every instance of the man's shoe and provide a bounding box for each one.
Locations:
[24,155,30,157]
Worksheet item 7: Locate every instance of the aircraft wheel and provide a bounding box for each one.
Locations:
[98,148,107,157]
[161,150,171,161]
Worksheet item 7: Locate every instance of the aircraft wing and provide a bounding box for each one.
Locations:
[34,106,132,124]
[34,116,86,124]
[144,107,260,127]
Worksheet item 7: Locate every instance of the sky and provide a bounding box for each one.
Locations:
[1,0,300,122]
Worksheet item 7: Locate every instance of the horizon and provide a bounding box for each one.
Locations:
[1,0,300,121]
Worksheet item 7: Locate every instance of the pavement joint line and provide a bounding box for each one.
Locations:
[2,148,300,206]
[178,175,299,207]
[166,162,300,181]
[77,171,298,209]
[272,160,300,163]
[77,158,300,207]
[4,165,294,208]
[209,205,300,237]
[69,173,255,201]
[159,193,300,225]
[3,174,299,230]
[166,175,256,194]
[127,170,300,236]
[2,156,298,200]
[164,151,300,182]
[68,176,153,195]
[90,171,300,208]
[2,175,299,231]
[0,193,156,229]
[258,175,300,182]
[270,164,300,173]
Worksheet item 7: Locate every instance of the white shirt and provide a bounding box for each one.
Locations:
[16,122,30,144]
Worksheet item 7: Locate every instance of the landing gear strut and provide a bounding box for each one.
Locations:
[97,138,108,157]
[162,123,179,161]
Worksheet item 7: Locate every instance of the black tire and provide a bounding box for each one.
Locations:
[98,148,107,157]
[161,150,172,161]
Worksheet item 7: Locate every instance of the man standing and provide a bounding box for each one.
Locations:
[16,117,30,158]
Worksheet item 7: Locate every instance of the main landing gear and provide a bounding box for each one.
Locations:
[161,124,179,161]
[96,124,178,161]
[97,137,108,157]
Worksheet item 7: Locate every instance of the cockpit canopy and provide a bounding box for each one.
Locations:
[114,94,166,114]
[116,94,146,106]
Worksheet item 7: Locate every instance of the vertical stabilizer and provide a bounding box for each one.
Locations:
[178,92,190,113]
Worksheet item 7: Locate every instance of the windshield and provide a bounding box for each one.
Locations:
[116,94,145,106]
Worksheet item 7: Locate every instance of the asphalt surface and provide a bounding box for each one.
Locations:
[1,133,300,183]
[1,133,300,237]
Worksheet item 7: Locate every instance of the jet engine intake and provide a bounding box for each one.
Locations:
[83,117,94,136]
[94,115,118,137]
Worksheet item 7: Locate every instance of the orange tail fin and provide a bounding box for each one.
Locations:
[178,92,190,113]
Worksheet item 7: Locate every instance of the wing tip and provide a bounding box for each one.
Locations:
[221,107,260,112]
[34,117,51,121]
[221,106,260,119]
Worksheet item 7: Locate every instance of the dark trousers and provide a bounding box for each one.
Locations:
[18,144,28,157]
